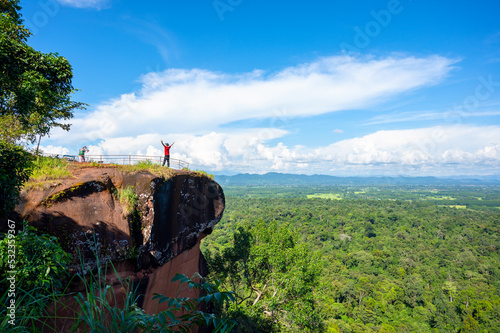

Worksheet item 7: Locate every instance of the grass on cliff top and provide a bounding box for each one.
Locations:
[120,160,213,179]
[24,158,212,190]
[24,156,72,190]
[118,160,177,177]
[30,156,71,180]
[193,169,214,180]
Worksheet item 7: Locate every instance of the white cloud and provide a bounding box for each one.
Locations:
[42,54,500,176]
[41,124,500,175]
[56,0,109,9]
[55,54,456,146]
[365,109,500,125]
[70,128,289,171]
[38,145,70,156]
[51,125,498,176]
[307,125,500,175]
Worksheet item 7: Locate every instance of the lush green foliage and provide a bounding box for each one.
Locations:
[0,224,237,332]
[0,222,71,293]
[0,222,72,331]
[1,0,83,216]
[151,273,237,333]
[0,141,34,216]
[29,155,71,181]
[206,220,323,332]
[223,184,500,204]
[74,265,237,333]
[74,281,146,333]
[202,185,500,332]
[0,0,85,143]
[0,285,61,332]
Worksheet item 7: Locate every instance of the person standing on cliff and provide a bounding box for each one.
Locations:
[78,146,89,162]
[161,140,175,167]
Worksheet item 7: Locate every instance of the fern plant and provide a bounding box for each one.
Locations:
[73,254,236,333]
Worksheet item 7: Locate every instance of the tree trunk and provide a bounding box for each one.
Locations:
[36,134,42,155]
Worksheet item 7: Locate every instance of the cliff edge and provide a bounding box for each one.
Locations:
[11,165,224,331]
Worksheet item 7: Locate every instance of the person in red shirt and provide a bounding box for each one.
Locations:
[161,140,175,167]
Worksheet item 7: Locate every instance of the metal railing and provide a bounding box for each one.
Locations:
[42,153,189,170]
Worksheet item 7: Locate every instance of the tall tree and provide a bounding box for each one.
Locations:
[0,0,85,144]
[207,220,323,332]
[0,0,84,216]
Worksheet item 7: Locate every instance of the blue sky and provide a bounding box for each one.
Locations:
[21,0,500,176]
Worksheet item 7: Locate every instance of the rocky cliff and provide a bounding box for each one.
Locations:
[11,166,224,331]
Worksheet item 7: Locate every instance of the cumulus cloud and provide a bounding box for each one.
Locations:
[63,128,289,171]
[43,54,498,176]
[212,125,500,175]
[307,125,500,175]
[49,125,500,176]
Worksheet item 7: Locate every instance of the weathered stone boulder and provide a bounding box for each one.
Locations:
[10,166,224,331]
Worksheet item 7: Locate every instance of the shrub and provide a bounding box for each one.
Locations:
[0,222,71,293]
[0,142,34,216]
[118,186,139,216]
[0,222,72,331]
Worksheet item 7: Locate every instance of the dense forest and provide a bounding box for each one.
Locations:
[202,185,500,332]
[215,173,500,187]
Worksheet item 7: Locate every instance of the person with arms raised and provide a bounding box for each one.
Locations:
[161,140,174,167]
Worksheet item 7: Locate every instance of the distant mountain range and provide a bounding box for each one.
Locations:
[214,172,500,186]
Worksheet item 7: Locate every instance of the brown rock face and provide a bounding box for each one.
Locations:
[11,167,224,331]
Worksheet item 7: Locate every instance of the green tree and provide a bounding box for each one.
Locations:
[1,0,85,144]
[203,187,500,331]
[364,222,376,238]
[0,223,71,294]
[207,220,323,332]
[0,0,84,215]
[403,274,425,308]
[0,141,33,215]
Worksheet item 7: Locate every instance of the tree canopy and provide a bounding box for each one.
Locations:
[202,185,500,332]
[0,0,84,216]
[0,0,85,144]
[206,220,323,332]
